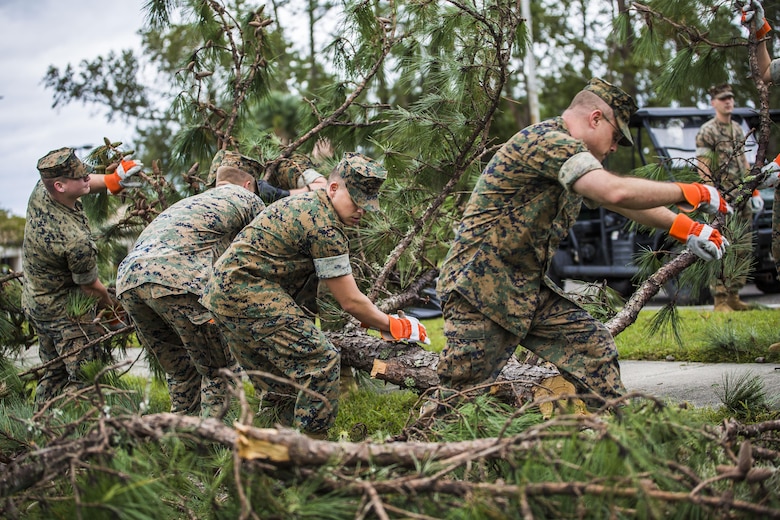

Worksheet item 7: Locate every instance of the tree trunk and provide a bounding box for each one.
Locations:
[332,327,558,404]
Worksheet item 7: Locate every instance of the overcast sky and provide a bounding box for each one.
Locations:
[0,0,146,217]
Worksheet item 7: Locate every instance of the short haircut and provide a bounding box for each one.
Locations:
[41,177,59,191]
[216,165,254,186]
[568,90,609,112]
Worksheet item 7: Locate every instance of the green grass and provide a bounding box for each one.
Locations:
[418,307,780,363]
[614,307,780,362]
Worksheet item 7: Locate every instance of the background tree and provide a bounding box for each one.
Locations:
[31,0,780,338]
[2,1,779,517]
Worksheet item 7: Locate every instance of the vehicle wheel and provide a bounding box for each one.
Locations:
[606,278,635,298]
[755,277,780,294]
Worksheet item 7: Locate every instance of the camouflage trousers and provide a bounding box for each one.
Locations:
[774,188,780,278]
[28,315,105,404]
[437,289,626,405]
[119,284,236,417]
[212,312,340,436]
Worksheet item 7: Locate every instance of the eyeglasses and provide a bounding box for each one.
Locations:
[602,114,622,146]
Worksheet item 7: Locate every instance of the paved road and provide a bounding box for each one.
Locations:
[620,360,780,408]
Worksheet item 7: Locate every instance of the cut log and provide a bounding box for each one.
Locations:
[331,327,559,405]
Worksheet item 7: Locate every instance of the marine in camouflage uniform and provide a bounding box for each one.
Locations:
[435,79,733,408]
[22,148,140,404]
[116,166,264,416]
[201,152,414,436]
[775,190,780,277]
[695,84,753,310]
[743,0,780,352]
[436,78,639,405]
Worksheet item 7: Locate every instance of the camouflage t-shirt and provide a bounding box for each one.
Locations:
[116,184,265,296]
[21,181,100,321]
[436,116,601,337]
[695,117,747,192]
[201,190,351,318]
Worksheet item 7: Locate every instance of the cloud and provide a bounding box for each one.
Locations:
[0,0,145,216]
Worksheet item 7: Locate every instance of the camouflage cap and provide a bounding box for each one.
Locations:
[708,83,734,100]
[336,152,387,212]
[206,150,263,185]
[36,147,91,179]
[583,77,638,147]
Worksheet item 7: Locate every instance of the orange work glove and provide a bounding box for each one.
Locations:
[362,311,430,345]
[104,156,144,194]
[674,182,732,215]
[669,213,728,262]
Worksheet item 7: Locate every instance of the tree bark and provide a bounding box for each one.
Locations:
[333,327,558,403]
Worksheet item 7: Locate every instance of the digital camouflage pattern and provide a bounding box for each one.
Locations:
[22,181,101,321]
[22,180,105,402]
[117,185,265,296]
[583,77,638,146]
[212,310,340,434]
[119,287,236,415]
[338,152,387,211]
[695,118,748,194]
[695,117,751,296]
[201,172,379,433]
[269,153,323,191]
[36,147,91,179]
[438,292,625,402]
[201,189,351,319]
[436,115,627,401]
[205,150,264,186]
[116,184,264,416]
[29,316,106,404]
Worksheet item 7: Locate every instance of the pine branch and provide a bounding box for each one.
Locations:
[607,250,697,336]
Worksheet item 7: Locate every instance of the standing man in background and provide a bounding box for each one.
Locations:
[695,83,760,312]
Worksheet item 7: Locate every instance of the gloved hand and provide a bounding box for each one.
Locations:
[674,182,733,215]
[256,179,290,204]
[105,156,144,194]
[95,305,130,331]
[742,0,771,39]
[758,153,780,189]
[750,190,765,213]
[669,213,729,262]
[380,312,430,345]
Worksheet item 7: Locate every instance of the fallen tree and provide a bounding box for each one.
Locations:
[2,406,778,519]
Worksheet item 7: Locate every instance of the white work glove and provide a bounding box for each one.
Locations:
[742,0,771,39]
[750,190,765,213]
[116,155,144,188]
[669,214,729,262]
[758,154,780,189]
